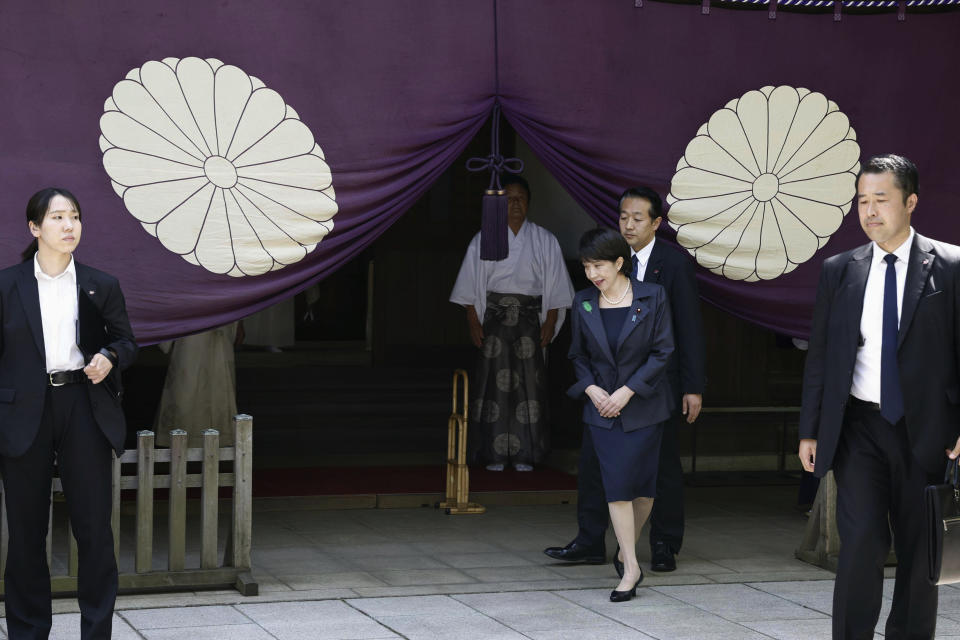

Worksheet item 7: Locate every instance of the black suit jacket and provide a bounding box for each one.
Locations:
[0,260,138,457]
[643,239,706,404]
[799,233,960,476]
[566,278,674,431]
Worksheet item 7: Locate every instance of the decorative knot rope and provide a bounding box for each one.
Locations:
[466,104,524,261]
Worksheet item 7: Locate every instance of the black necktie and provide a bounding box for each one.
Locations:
[880,253,904,424]
[632,254,640,280]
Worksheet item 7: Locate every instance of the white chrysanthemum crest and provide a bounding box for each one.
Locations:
[667,86,859,282]
[100,57,336,277]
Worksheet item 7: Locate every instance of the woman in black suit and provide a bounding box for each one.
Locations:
[567,228,674,602]
[0,188,137,639]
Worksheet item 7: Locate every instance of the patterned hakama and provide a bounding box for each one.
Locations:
[469,292,549,466]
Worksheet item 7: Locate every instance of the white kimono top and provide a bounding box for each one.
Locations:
[449,221,574,341]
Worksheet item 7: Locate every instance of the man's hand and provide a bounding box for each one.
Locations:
[84,353,113,385]
[596,386,635,419]
[540,309,559,348]
[799,439,817,473]
[466,306,484,349]
[682,393,702,423]
[539,321,556,348]
[946,436,960,460]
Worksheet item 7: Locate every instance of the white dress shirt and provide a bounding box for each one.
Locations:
[850,228,914,404]
[631,237,656,281]
[34,254,85,373]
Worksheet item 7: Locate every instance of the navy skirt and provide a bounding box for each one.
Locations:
[589,420,663,502]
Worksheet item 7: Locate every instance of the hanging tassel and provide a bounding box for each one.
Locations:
[466,103,523,261]
[479,188,509,261]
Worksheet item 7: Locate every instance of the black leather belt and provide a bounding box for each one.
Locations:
[849,395,881,411]
[48,369,86,387]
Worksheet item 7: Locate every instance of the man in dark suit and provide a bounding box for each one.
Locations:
[799,154,960,639]
[544,186,706,573]
[0,188,137,640]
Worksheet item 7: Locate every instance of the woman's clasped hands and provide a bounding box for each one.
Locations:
[585,384,635,418]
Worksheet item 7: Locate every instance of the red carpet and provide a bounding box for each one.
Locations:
[251,465,577,497]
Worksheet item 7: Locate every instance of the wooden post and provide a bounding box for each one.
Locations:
[168,429,188,571]
[136,430,155,574]
[232,415,252,570]
[201,429,220,570]
[231,415,257,596]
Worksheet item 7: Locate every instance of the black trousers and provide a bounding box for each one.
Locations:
[575,406,685,553]
[0,384,117,640]
[832,402,940,640]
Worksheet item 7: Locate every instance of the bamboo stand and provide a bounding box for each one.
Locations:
[438,369,485,515]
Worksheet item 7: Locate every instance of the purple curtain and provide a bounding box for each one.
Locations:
[0,1,493,343]
[1,1,957,343]
[498,1,960,337]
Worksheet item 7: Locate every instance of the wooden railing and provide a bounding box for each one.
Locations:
[0,414,256,596]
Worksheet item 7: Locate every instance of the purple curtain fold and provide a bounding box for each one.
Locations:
[0,0,494,343]
[497,0,960,338]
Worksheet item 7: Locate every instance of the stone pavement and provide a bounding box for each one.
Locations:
[2,485,959,638]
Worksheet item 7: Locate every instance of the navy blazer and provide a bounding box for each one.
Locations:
[799,233,960,476]
[0,260,138,457]
[566,278,674,432]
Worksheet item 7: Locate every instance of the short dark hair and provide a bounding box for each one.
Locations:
[856,154,919,204]
[618,186,663,221]
[501,173,531,205]
[22,187,82,262]
[578,227,632,276]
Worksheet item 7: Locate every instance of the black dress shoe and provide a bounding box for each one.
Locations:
[651,541,677,572]
[613,544,624,578]
[610,569,644,602]
[543,541,605,564]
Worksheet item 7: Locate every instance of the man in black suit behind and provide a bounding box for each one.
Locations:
[545,186,705,573]
[0,188,137,640]
[799,154,960,639]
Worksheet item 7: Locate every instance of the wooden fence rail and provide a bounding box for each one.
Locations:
[0,414,256,596]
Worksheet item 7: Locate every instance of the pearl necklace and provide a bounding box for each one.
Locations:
[600,277,630,305]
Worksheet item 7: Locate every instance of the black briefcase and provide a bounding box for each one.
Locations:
[926,458,960,585]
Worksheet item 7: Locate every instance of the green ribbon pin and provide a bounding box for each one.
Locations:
[582,301,593,313]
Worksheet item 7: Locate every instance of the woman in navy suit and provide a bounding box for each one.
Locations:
[567,228,674,602]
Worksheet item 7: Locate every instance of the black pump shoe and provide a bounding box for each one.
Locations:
[609,568,644,602]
